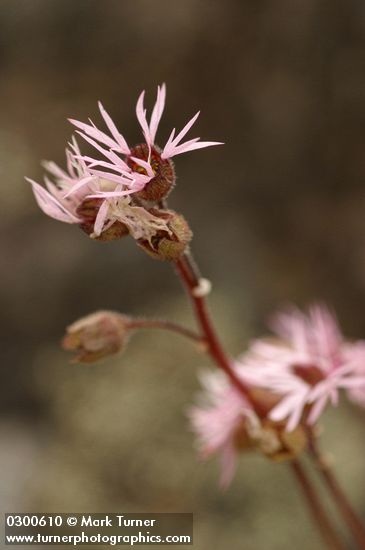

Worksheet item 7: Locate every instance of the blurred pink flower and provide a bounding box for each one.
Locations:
[238,305,365,431]
[188,368,307,487]
[188,370,256,488]
[342,341,365,408]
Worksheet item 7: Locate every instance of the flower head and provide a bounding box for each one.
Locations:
[188,370,306,488]
[238,305,365,431]
[27,84,221,249]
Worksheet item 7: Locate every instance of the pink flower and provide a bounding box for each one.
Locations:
[28,84,223,234]
[342,342,365,408]
[188,369,307,487]
[69,83,223,198]
[188,370,256,488]
[238,305,365,431]
[27,139,170,239]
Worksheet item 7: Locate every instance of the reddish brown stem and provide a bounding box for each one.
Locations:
[175,254,257,409]
[128,318,204,344]
[291,460,345,550]
[308,436,365,549]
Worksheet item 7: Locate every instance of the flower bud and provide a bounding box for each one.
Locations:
[77,198,129,241]
[128,144,175,201]
[62,311,130,363]
[137,209,192,261]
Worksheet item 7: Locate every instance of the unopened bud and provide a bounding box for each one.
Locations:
[137,209,192,261]
[77,198,129,241]
[62,311,130,363]
[128,144,176,201]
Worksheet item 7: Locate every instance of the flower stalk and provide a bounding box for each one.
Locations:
[127,318,204,345]
[174,253,257,409]
[308,435,365,549]
[291,460,345,550]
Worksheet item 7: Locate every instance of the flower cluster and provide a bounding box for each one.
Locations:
[188,370,307,488]
[189,305,365,485]
[27,84,222,259]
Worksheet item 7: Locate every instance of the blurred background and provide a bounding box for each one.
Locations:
[2,0,365,548]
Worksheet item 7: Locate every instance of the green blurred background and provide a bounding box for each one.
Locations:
[1,1,365,548]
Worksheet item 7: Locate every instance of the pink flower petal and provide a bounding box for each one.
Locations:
[307,394,329,425]
[62,175,95,198]
[169,111,200,147]
[135,84,167,146]
[149,83,166,144]
[93,199,109,236]
[163,139,223,158]
[97,101,130,154]
[219,443,237,490]
[74,131,126,167]
[161,110,223,159]
[136,90,151,145]
[80,158,130,174]
[69,118,120,151]
[87,189,136,199]
[27,178,80,223]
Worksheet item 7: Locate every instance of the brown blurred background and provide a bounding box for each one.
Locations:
[2,1,365,548]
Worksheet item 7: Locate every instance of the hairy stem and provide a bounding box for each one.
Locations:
[291,460,345,550]
[128,318,204,344]
[308,436,365,549]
